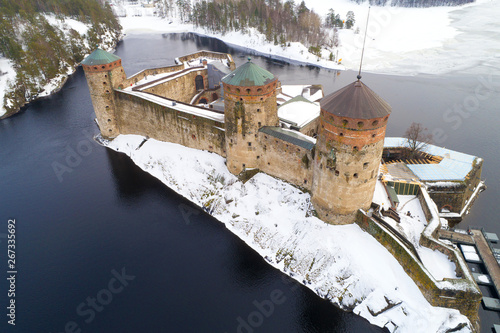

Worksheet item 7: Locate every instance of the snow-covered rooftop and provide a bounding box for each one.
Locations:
[278,84,324,104]
[384,137,479,182]
[278,96,320,128]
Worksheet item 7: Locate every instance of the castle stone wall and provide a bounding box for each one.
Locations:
[176,51,236,70]
[121,64,185,89]
[115,91,226,156]
[298,117,319,137]
[356,212,481,332]
[140,69,207,104]
[193,88,221,105]
[257,133,314,190]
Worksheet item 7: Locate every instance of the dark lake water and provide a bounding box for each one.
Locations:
[0,33,498,332]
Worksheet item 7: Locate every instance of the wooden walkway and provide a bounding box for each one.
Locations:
[471,230,500,298]
[438,229,474,245]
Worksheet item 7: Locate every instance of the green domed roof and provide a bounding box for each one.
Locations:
[222,58,275,87]
[81,48,121,66]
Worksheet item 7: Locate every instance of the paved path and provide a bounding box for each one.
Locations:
[471,230,500,298]
[438,229,474,245]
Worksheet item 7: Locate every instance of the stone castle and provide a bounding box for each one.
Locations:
[82,49,485,330]
[82,48,391,225]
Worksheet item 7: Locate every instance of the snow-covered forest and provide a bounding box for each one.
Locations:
[155,0,355,50]
[0,0,121,117]
[352,0,474,7]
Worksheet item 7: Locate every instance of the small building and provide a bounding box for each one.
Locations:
[383,137,485,222]
[278,95,320,137]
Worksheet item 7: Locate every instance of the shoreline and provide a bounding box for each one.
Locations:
[101,134,473,333]
[0,71,72,120]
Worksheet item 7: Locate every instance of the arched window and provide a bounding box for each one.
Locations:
[195,75,204,90]
[212,93,218,101]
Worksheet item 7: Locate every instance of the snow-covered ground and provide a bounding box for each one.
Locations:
[0,14,88,117]
[372,182,458,281]
[0,58,16,117]
[106,134,472,332]
[115,0,500,76]
[0,13,118,117]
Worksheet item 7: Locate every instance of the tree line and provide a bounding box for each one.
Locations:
[1,0,122,115]
[158,0,353,49]
[351,0,474,7]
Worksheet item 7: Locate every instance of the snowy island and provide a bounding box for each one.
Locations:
[80,46,485,332]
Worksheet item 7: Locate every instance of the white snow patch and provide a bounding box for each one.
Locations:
[373,185,458,280]
[44,14,89,35]
[278,100,320,128]
[460,244,481,262]
[301,0,499,75]
[418,247,457,280]
[0,57,16,117]
[373,180,392,209]
[477,274,490,284]
[104,134,472,333]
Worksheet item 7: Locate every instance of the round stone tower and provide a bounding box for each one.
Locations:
[311,78,392,224]
[222,58,279,175]
[82,48,126,138]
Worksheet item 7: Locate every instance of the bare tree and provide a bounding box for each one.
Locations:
[404,122,433,159]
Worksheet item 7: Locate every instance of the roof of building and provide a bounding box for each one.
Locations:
[280,95,314,108]
[207,62,231,90]
[81,48,121,66]
[384,137,480,182]
[259,127,315,150]
[222,58,275,87]
[386,184,400,205]
[320,80,391,120]
[278,96,320,128]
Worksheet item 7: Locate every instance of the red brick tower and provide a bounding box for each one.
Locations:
[311,79,392,224]
[82,48,126,138]
[222,58,279,174]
